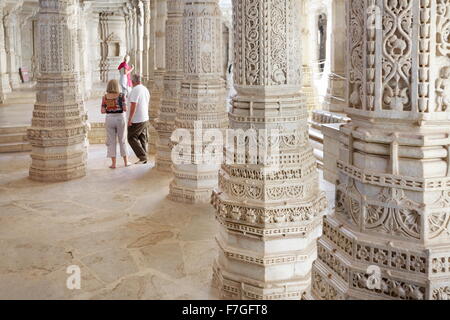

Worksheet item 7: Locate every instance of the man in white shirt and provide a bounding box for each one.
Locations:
[128,74,151,164]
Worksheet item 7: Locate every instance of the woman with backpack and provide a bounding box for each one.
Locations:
[101,79,130,169]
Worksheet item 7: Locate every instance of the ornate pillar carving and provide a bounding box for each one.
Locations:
[155,0,166,70]
[20,7,39,82]
[155,0,184,172]
[134,0,144,76]
[3,2,23,90]
[0,2,11,103]
[78,1,92,99]
[323,0,347,113]
[148,0,167,155]
[169,0,228,203]
[312,0,450,300]
[142,0,151,83]
[127,3,137,66]
[147,0,156,88]
[28,0,88,182]
[301,0,321,115]
[146,0,157,153]
[98,11,113,83]
[211,0,327,299]
[88,8,101,87]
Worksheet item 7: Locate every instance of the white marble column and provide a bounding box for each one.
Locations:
[78,1,92,99]
[212,0,327,300]
[134,0,144,76]
[301,0,320,115]
[155,0,166,70]
[124,3,137,67]
[88,8,101,89]
[28,0,88,182]
[0,2,11,103]
[148,0,167,154]
[323,0,346,113]
[169,0,228,203]
[142,0,151,84]
[312,0,450,300]
[147,0,156,88]
[155,0,184,172]
[3,3,22,90]
[98,11,111,83]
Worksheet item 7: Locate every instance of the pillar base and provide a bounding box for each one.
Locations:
[213,261,311,300]
[312,213,450,300]
[156,126,175,173]
[156,161,173,173]
[148,124,158,155]
[29,164,86,183]
[168,181,214,204]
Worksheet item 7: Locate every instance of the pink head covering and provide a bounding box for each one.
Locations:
[118,61,132,87]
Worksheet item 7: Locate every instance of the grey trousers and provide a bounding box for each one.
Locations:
[105,114,129,158]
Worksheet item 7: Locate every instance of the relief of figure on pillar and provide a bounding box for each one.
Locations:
[436,66,450,112]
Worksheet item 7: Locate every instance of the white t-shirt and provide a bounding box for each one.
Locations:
[129,84,150,123]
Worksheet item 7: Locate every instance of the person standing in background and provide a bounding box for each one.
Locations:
[118,55,134,95]
[127,74,151,165]
[101,79,130,169]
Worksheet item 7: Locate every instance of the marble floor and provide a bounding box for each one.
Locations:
[0,145,335,300]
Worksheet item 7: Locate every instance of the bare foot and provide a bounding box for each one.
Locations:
[109,165,116,169]
[124,163,131,167]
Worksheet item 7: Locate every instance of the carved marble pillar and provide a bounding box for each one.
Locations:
[0,2,11,103]
[147,0,156,88]
[28,0,88,182]
[3,4,22,90]
[301,0,321,115]
[148,0,167,154]
[312,0,450,300]
[323,0,347,113]
[155,0,184,172]
[142,0,151,83]
[98,11,111,83]
[20,6,39,82]
[134,0,144,76]
[169,0,228,203]
[88,8,101,87]
[78,1,92,99]
[127,4,137,67]
[212,0,327,300]
[155,0,166,70]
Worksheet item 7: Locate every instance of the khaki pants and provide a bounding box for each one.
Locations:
[128,121,148,161]
[105,114,129,158]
